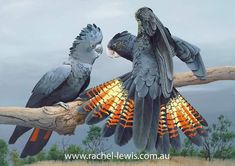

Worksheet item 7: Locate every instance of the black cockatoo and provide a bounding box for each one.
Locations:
[9,24,103,158]
[106,31,207,152]
[78,7,208,153]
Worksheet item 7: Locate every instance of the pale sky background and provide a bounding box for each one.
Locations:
[0,0,234,152]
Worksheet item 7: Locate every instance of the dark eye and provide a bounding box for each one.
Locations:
[91,44,95,49]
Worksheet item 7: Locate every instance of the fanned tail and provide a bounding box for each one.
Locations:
[79,73,131,100]
[79,77,208,152]
[155,87,208,152]
[114,99,134,145]
[102,99,125,137]
[78,72,143,147]
[155,104,171,153]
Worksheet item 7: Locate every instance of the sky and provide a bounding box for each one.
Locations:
[0,0,235,152]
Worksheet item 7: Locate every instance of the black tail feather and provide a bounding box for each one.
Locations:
[155,134,170,154]
[145,97,159,151]
[133,93,159,151]
[9,126,32,144]
[20,129,52,158]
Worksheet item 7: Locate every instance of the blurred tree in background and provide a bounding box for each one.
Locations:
[10,149,24,166]
[201,115,235,160]
[180,138,198,157]
[82,125,110,153]
[0,139,8,166]
[170,115,235,161]
[47,144,64,161]
[66,144,83,154]
[36,151,47,161]
[0,118,233,165]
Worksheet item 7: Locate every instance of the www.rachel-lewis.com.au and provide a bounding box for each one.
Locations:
[64,152,170,160]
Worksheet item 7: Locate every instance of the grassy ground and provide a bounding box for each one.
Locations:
[29,157,235,166]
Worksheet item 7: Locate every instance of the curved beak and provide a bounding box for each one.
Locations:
[95,44,103,56]
[107,48,120,58]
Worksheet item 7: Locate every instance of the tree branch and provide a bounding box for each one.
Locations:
[0,100,86,135]
[0,66,234,135]
[174,66,235,87]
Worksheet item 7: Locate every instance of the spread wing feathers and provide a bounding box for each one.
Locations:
[173,36,206,79]
[27,65,71,106]
[78,72,133,123]
[155,105,171,153]
[166,108,181,150]
[85,87,128,125]
[103,99,126,137]
[78,69,161,150]
[165,88,208,146]
[114,99,134,145]
[155,88,208,151]
[139,9,175,98]
[79,74,207,150]
[79,72,130,100]
[78,72,136,145]
[78,73,131,115]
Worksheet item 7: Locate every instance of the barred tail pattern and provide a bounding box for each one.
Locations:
[157,88,208,147]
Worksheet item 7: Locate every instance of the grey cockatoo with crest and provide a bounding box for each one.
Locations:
[9,24,103,158]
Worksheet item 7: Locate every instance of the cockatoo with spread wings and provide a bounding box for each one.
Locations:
[78,7,208,153]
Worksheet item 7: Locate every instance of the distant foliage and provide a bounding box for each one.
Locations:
[65,144,83,155]
[0,117,234,165]
[0,139,8,166]
[201,115,235,160]
[36,151,47,161]
[47,144,64,161]
[9,149,24,166]
[82,125,110,153]
[170,115,235,161]
[180,138,198,157]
